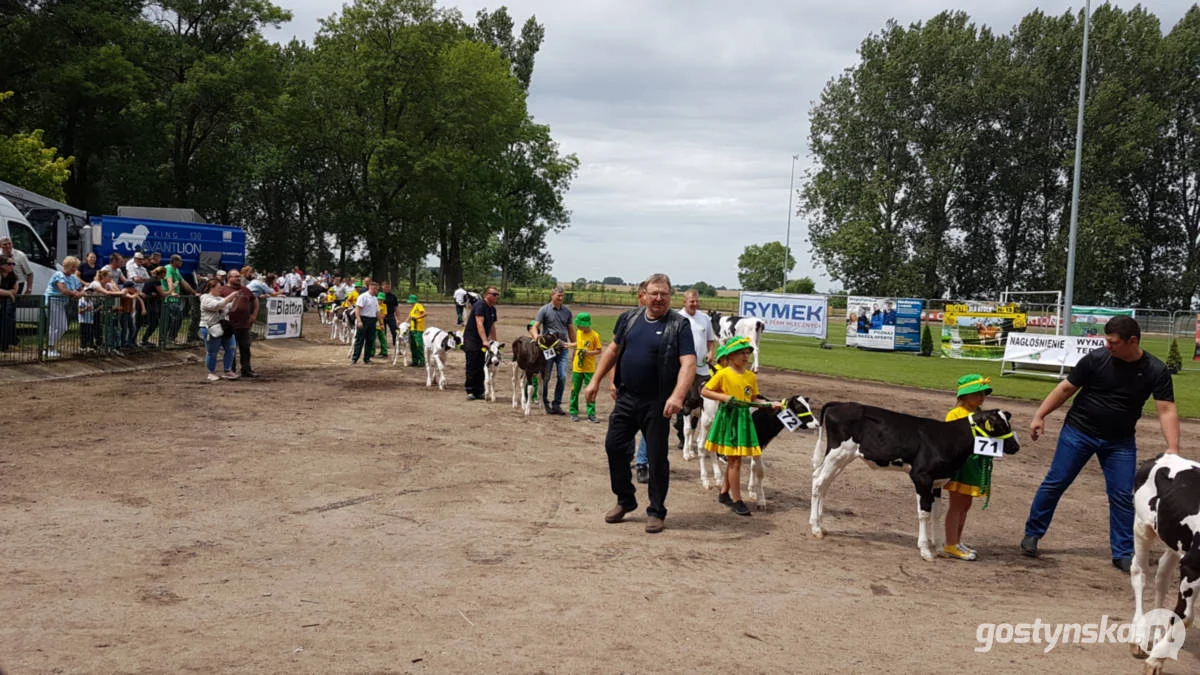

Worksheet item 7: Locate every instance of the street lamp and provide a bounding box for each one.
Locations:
[1063,0,1091,331]
[783,153,799,292]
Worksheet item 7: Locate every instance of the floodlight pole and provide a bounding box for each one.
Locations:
[783,153,798,292]
[1063,0,1091,332]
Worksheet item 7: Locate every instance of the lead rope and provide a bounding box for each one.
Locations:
[968,414,1010,511]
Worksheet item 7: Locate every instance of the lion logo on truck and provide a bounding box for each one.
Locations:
[111,224,150,251]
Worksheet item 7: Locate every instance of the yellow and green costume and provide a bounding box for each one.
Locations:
[944,375,995,504]
[703,338,763,457]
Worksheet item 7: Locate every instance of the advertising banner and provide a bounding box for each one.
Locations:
[738,292,827,339]
[1069,306,1135,337]
[266,296,304,339]
[942,303,1027,360]
[845,296,923,351]
[1002,333,1106,368]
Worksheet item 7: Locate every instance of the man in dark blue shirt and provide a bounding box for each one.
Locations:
[585,273,695,534]
[1021,316,1179,572]
[463,286,499,400]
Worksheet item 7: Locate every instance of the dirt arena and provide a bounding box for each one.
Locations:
[3,303,1198,674]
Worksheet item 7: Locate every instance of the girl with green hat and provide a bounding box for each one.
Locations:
[943,373,995,561]
[701,336,782,517]
[407,294,425,367]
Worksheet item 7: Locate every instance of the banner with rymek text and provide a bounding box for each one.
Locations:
[738,292,828,338]
[1002,333,1106,368]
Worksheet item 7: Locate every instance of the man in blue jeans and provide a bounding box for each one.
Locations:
[533,287,575,415]
[1021,316,1179,573]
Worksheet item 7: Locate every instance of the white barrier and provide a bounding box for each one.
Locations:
[737,292,828,339]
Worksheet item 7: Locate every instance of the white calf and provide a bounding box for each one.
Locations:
[391,321,411,366]
[424,327,463,389]
[482,340,506,402]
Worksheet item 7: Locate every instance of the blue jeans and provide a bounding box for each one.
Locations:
[636,436,648,466]
[542,350,569,408]
[205,331,236,373]
[1024,423,1136,560]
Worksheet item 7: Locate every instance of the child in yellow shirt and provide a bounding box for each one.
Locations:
[407,294,426,366]
[568,312,603,423]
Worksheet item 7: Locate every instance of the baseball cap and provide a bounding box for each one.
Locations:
[134,252,145,259]
[216,269,227,277]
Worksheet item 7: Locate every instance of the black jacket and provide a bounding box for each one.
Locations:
[612,307,693,402]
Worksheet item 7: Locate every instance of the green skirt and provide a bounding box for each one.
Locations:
[704,402,761,457]
[945,454,992,498]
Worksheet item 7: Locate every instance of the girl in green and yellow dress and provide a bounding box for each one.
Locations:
[702,336,781,517]
[943,374,994,561]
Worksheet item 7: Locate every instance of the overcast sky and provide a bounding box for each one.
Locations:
[270,1,1195,290]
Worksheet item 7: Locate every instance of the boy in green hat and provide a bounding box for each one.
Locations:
[374,292,389,358]
[407,293,425,366]
[569,312,604,422]
[943,374,994,561]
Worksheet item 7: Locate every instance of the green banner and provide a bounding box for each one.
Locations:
[1069,306,1135,337]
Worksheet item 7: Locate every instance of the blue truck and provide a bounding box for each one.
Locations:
[88,214,246,278]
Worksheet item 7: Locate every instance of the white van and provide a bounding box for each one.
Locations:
[0,195,57,296]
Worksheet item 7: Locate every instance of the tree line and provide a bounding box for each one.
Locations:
[0,0,577,291]
[804,5,1199,308]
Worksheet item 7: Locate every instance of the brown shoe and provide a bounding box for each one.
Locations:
[604,504,635,524]
[645,516,665,534]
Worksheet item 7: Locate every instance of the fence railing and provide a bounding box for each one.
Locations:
[0,294,205,366]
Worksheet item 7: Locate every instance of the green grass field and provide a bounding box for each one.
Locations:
[586,314,1200,418]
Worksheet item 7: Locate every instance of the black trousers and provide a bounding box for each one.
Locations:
[234,326,254,374]
[605,390,670,519]
[384,314,398,344]
[352,316,376,362]
[464,344,485,396]
[142,304,161,344]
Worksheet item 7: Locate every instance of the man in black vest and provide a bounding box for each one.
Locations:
[464,286,499,401]
[586,273,695,533]
[1021,316,1179,572]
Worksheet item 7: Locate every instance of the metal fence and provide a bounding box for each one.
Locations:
[0,294,204,366]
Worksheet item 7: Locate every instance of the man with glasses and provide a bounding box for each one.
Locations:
[0,256,19,350]
[0,238,33,294]
[1020,315,1179,573]
[585,274,695,534]
[464,287,499,401]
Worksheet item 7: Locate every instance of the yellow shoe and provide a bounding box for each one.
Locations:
[944,544,977,561]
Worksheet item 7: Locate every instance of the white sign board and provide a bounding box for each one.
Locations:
[266,297,304,339]
[1002,332,1106,368]
[737,292,828,339]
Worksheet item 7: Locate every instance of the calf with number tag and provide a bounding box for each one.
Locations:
[810,403,1020,561]
[510,329,563,416]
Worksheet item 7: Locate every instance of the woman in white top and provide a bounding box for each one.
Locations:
[199,278,239,381]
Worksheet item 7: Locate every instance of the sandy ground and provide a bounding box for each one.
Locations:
[3,303,1199,674]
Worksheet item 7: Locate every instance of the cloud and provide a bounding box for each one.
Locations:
[268,0,1198,290]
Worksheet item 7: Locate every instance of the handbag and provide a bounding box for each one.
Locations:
[207,321,224,338]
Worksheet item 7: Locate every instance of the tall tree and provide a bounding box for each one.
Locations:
[737,241,793,291]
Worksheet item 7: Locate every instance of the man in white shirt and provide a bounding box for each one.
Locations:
[351,280,379,364]
[453,285,468,325]
[126,251,150,283]
[679,289,717,375]
[287,268,303,296]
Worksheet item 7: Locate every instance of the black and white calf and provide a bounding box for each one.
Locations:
[707,311,766,371]
[1130,454,1200,674]
[424,327,464,389]
[693,394,819,509]
[679,374,711,461]
[809,403,1019,561]
[330,306,354,344]
[390,321,411,366]
[482,339,506,402]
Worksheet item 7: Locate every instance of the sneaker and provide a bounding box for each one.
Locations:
[45,349,61,358]
[718,492,733,506]
[944,544,977,561]
[1020,535,1040,558]
[207,373,220,382]
[466,394,479,401]
[1113,557,1132,574]
[588,415,599,424]
[571,415,580,422]
[636,464,649,484]
[222,371,240,380]
[731,500,751,517]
